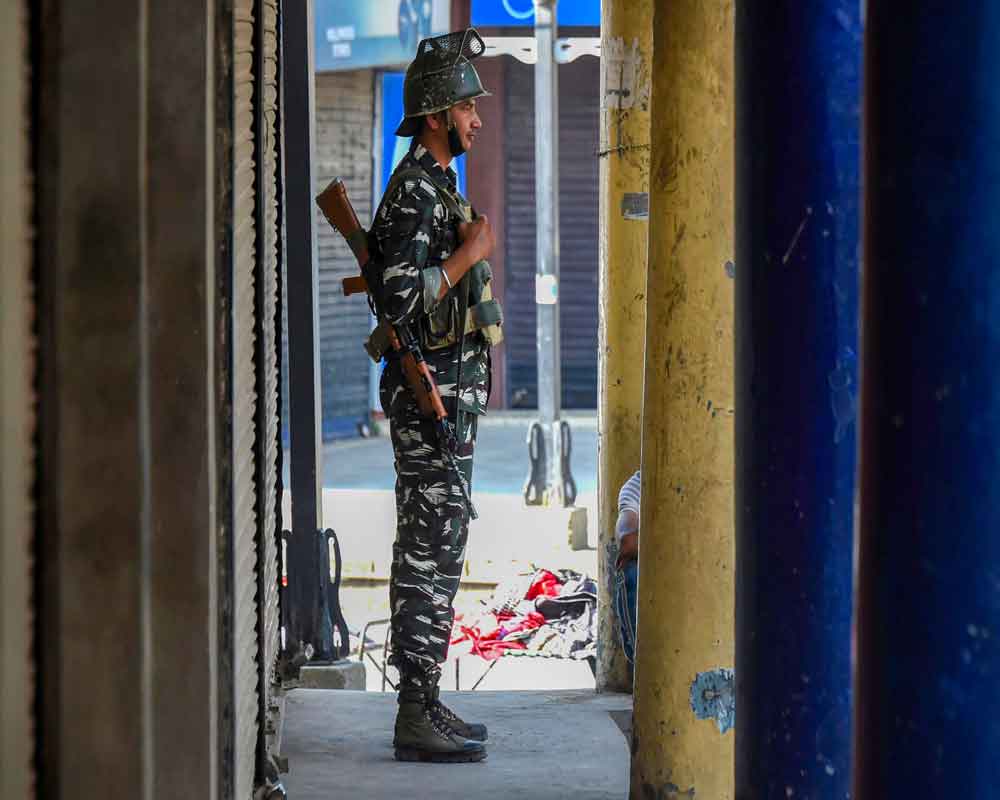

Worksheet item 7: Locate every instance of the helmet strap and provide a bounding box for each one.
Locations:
[445,108,466,158]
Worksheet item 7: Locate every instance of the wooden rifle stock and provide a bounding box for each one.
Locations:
[342,275,368,295]
[315,176,447,422]
[316,178,369,264]
[389,325,449,422]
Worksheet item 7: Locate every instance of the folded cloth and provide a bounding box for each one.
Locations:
[485,571,537,617]
[452,568,597,662]
[525,569,562,600]
[453,611,546,660]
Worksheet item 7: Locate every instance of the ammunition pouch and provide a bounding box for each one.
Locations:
[363,269,503,363]
[417,259,504,351]
[468,298,503,331]
[420,281,461,351]
[466,261,504,346]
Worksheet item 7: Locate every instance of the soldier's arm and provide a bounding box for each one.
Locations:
[437,217,495,302]
[375,181,445,327]
[376,181,496,323]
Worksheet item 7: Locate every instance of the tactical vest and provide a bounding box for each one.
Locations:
[365,166,503,363]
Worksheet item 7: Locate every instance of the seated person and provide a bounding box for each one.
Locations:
[614,470,640,669]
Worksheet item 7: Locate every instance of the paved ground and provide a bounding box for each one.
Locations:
[285,411,599,495]
[280,688,632,800]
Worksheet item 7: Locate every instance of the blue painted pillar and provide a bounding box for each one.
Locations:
[735,3,861,797]
[855,6,1000,797]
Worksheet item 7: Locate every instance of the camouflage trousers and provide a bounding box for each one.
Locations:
[387,409,477,689]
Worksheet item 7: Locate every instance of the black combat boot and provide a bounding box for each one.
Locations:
[428,684,488,742]
[393,686,487,763]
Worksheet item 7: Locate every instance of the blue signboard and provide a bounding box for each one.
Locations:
[471,0,601,26]
[316,0,451,72]
[380,72,466,197]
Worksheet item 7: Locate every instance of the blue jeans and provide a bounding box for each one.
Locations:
[614,559,638,668]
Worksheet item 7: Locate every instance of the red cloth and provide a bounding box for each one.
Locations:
[451,611,546,660]
[473,639,526,660]
[525,569,561,600]
[450,569,564,661]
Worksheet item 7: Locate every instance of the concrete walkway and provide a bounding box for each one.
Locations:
[280,688,632,800]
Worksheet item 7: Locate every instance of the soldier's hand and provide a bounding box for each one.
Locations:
[459,216,495,263]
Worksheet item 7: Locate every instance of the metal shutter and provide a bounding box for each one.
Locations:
[0,1,36,797]
[315,70,374,438]
[253,0,282,777]
[504,56,601,408]
[233,1,261,797]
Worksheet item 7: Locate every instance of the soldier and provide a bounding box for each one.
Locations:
[372,28,501,763]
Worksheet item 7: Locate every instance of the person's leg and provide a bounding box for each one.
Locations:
[387,409,484,761]
[419,413,488,740]
[388,412,475,677]
[614,559,639,669]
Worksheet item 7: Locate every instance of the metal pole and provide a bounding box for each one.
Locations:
[856,5,1000,797]
[532,0,563,505]
[734,2,860,796]
[280,0,330,659]
[368,72,384,429]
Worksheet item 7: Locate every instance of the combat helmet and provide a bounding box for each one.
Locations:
[395,28,491,137]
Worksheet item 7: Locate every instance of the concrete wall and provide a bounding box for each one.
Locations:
[630,2,736,796]
[33,0,227,794]
[596,0,653,693]
[1,1,36,797]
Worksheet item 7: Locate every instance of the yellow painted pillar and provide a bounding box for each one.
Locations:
[596,0,653,693]
[631,1,735,797]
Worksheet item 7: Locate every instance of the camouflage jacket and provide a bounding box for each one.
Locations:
[373,141,490,418]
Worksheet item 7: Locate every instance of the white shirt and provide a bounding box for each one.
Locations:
[616,470,641,543]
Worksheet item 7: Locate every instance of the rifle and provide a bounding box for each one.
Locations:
[316,177,478,520]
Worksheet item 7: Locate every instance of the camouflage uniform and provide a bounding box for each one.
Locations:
[373,140,490,688]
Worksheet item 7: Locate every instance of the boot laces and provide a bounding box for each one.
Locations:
[434,699,460,723]
[427,706,455,739]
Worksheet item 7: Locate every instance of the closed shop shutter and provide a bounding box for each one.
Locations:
[0,2,36,797]
[503,56,601,408]
[314,70,375,438]
[232,1,261,797]
[254,0,282,780]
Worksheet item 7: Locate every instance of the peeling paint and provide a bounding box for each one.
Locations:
[603,36,651,111]
[690,668,735,733]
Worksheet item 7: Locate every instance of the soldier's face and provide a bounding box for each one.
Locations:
[449,100,482,152]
